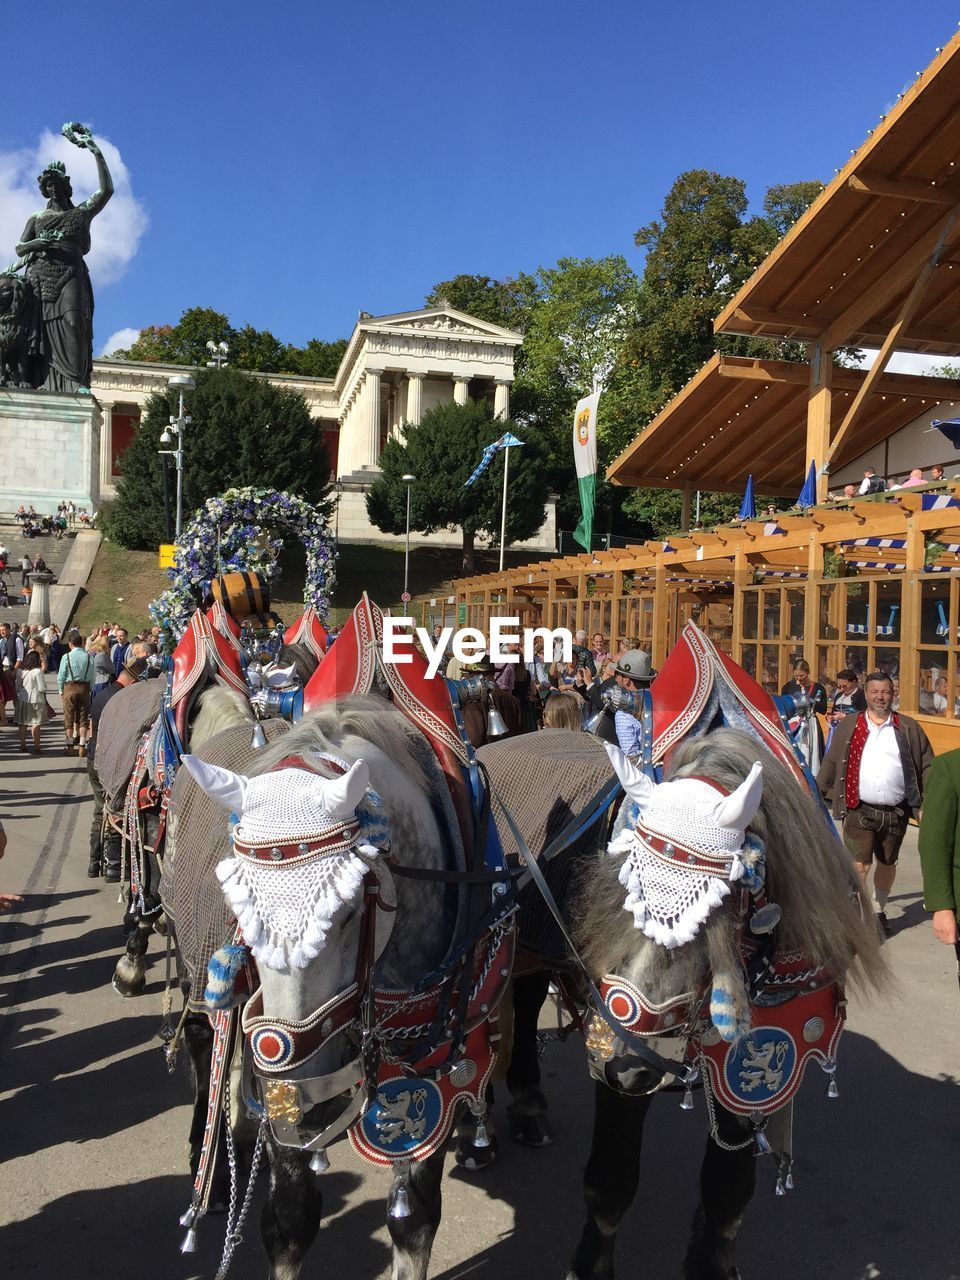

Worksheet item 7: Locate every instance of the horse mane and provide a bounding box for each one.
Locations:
[250,694,431,794]
[576,727,887,1000]
[277,641,318,687]
[189,684,254,751]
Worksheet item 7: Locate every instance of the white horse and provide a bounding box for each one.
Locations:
[169,697,463,1280]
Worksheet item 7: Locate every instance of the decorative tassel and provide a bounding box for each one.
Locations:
[709,975,750,1043]
[309,1148,330,1173]
[827,1077,840,1099]
[785,1166,795,1191]
[180,1228,198,1254]
[388,1163,412,1219]
[775,1174,785,1195]
[203,943,246,1010]
[179,1204,198,1228]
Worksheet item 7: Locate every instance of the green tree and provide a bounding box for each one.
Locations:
[113,307,233,366]
[424,273,539,331]
[282,337,348,378]
[111,306,348,378]
[101,368,330,550]
[365,401,550,573]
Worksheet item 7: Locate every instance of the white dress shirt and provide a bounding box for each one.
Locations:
[857,715,905,805]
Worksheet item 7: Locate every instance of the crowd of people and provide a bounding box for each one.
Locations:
[832,462,947,500]
[13,500,93,538]
[0,619,162,754]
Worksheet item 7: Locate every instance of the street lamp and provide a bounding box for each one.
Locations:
[158,374,195,539]
[206,340,229,369]
[402,474,416,602]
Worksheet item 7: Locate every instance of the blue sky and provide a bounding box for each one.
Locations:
[1,1,955,356]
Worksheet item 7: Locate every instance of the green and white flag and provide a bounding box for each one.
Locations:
[572,390,600,552]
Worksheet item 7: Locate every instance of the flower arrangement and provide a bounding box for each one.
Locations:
[149,487,336,641]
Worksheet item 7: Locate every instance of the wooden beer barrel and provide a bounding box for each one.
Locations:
[210,572,280,628]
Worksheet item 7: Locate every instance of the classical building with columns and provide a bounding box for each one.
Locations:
[88,304,556,551]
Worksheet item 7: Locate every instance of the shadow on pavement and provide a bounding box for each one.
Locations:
[425,1029,959,1280]
[0,1168,393,1280]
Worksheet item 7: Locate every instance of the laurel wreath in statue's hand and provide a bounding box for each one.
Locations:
[61,122,94,149]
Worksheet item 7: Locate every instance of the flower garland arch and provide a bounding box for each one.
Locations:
[150,486,336,640]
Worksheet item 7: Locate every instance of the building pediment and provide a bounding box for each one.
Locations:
[361,307,524,345]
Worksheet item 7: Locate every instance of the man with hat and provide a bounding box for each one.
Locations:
[85,643,154,881]
[612,649,656,756]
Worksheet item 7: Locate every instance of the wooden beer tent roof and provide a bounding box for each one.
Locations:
[713,34,960,355]
[606,355,960,494]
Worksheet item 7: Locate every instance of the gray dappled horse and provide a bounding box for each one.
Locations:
[166,698,479,1280]
[561,730,885,1279]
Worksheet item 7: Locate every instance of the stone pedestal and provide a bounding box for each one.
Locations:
[27,571,54,626]
[0,389,102,513]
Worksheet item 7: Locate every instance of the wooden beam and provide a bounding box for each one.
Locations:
[717,358,811,385]
[825,215,957,468]
[848,173,957,206]
[806,345,832,503]
[819,201,960,352]
[731,306,820,334]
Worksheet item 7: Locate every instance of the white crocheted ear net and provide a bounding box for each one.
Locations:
[637,778,747,856]
[608,776,748,950]
[233,767,354,844]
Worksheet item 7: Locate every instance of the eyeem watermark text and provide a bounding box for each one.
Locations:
[383,618,573,679]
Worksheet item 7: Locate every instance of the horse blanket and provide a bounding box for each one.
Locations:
[477,729,616,963]
[96,675,168,813]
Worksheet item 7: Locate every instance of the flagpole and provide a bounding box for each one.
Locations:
[499,444,510,571]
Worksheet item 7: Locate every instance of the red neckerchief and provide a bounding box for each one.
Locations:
[845,711,900,810]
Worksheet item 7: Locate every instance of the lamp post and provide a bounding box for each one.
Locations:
[206,340,229,369]
[402,474,416,601]
[159,374,195,539]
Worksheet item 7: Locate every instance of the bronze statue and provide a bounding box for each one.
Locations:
[6,123,114,393]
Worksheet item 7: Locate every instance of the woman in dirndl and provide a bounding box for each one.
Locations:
[15,651,50,753]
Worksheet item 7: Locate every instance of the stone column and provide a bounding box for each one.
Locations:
[453,378,470,406]
[99,403,113,490]
[28,571,54,627]
[361,366,384,468]
[406,374,424,425]
[493,379,511,420]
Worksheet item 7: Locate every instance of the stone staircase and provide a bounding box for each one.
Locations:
[0,519,80,628]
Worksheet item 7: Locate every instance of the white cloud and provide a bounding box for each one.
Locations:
[98,327,142,357]
[0,127,147,287]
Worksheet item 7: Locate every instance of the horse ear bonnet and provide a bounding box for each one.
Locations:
[712,761,764,833]
[603,742,655,807]
[181,755,249,814]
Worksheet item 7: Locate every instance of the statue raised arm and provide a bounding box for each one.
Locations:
[13,122,114,393]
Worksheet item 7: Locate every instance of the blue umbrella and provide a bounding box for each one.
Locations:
[736,475,756,521]
[930,418,960,449]
[797,460,817,508]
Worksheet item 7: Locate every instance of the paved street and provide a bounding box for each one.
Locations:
[1,691,958,1280]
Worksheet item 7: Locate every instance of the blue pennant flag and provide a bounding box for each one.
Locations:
[737,475,756,521]
[463,432,524,487]
[797,460,817,508]
[930,418,960,449]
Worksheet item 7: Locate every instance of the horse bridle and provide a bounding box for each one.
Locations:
[236,752,514,1153]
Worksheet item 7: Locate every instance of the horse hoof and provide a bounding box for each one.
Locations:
[508,1112,555,1147]
[454,1134,499,1172]
[111,971,146,998]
